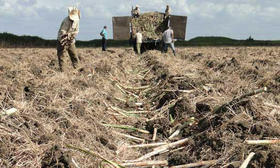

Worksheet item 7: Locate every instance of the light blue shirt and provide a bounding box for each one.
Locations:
[101,29,108,39]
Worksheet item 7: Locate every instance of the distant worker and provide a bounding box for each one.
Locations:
[162,26,176,56]
[130,29,137,52]
[57,7,80,72]
[132,5,140,18]
[135,30,143,54]
[164,5,171,19]
[100,26,108,51]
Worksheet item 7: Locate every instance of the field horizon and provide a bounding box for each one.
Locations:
[2,32,280,48]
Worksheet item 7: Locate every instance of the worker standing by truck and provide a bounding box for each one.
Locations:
[57,7,80,72]
[132,5,140,18]
[135,30,143,54]
[100,26,108,51]
[164,5,171,19]
[162,26,176,56]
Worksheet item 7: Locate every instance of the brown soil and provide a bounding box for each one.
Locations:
[41,145,72,168]
[0,47,279,167]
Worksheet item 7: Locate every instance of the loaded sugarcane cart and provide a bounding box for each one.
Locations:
[112,11,187,53]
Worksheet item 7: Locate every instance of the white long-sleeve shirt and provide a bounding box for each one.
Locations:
[163,29,174,43]
[57,17,79,42]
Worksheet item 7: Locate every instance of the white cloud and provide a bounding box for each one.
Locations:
[225,3,260,18]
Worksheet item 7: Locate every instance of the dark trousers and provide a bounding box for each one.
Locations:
[102,38,107,51]
[132,38,137,52]
[133,14,140,18]
[163,42,176,56]
[57,41,78,71]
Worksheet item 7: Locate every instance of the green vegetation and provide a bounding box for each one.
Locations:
[0,32,56,47]
[1,32,280,48]
[178,36,280,46]
[0,32,129,48]
[76,39,129,48]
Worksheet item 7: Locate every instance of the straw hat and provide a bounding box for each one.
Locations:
[135,5,139,8]
[68,7,80,21]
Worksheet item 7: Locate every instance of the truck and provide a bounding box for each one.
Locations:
[112,11,187,52]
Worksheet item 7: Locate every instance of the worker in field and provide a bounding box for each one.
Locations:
[162,26,176,56]
[57,7,80,72]
[132,5,140,18]
[100,26,108,51]
[130,28,137,52]
[164,5,171,19]
[135,30,143,54]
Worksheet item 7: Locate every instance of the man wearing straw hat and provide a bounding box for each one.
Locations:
[57,7,80,72]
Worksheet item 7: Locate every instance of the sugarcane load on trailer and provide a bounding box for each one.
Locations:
[112,7,187,53]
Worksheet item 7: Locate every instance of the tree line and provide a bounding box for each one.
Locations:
[1,32,280,48]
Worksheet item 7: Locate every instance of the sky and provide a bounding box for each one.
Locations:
[0,0,280,41]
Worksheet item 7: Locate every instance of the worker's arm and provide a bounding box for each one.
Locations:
[100,29,105,37]
[58,18,70,41]
[69,21,79,38]
[172,30,174,42]
[59,19,79,46]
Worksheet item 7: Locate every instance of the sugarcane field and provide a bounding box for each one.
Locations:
[1,47,280,167]
[1,1,280,168]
